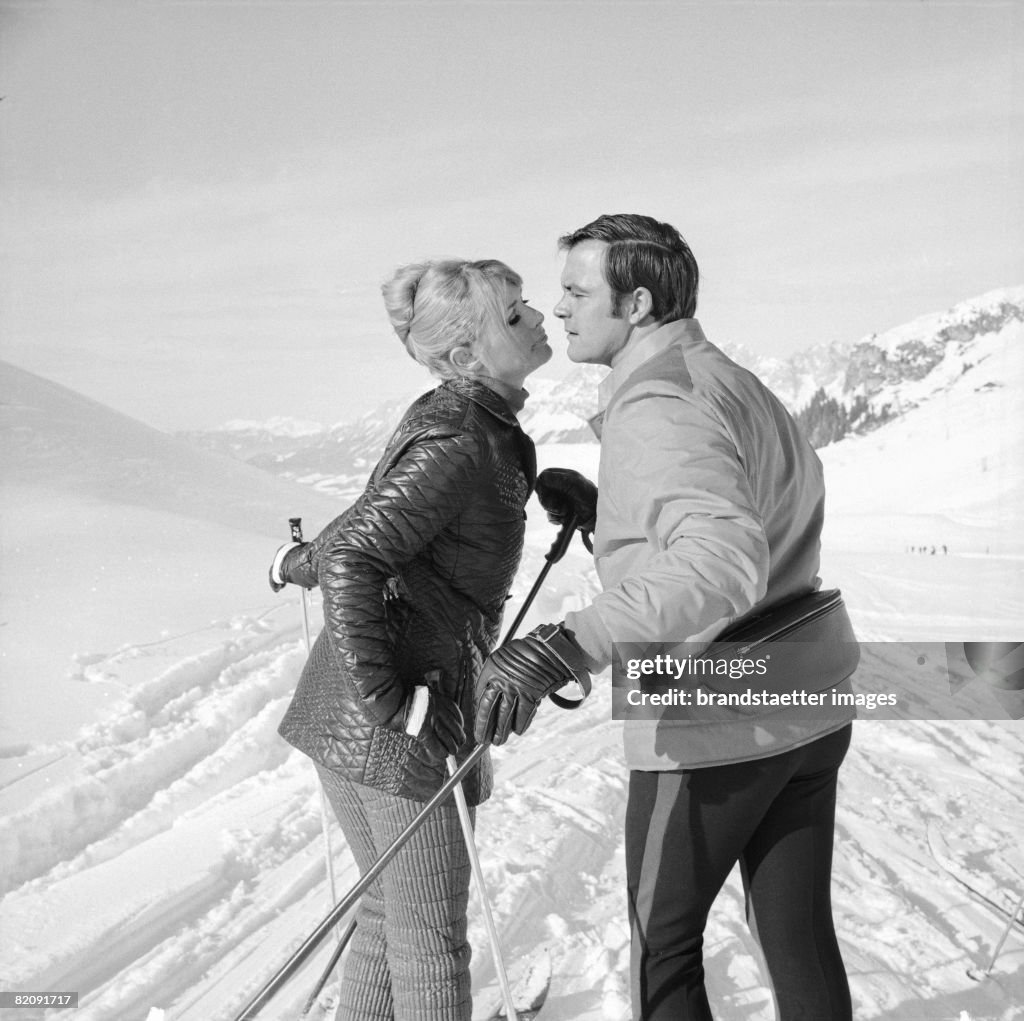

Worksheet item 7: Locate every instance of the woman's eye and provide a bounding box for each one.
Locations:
[509,314,521,326]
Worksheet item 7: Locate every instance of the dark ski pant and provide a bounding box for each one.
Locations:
[626,724,853,1021]
[316,766,473,1021]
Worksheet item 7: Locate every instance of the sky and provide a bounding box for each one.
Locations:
[1,0,1022,430]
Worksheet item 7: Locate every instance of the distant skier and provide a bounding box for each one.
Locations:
[475,214,858,1021]
[270,259,550,1021]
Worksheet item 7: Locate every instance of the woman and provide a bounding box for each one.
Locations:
[269,258,550,1021]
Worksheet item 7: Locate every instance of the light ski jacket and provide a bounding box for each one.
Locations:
[278,377,536,803]
[563,319,856,770]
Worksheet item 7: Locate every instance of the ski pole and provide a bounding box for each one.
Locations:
[237,516,580,1021]
[504,512,578,639]
[447,752,519,1021]
[443,515,578,1021]
[289,518,314,651]
[973,888,1024,979]
[300,916,357,1016]
[232,746,490,1021]
[288,520,340,922]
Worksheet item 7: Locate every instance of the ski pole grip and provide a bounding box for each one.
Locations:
[289,517,304,543]
[544,514,578,565]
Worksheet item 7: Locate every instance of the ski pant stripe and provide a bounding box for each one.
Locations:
[625,724,853,1021]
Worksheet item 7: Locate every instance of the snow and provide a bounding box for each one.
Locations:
[1,311,1023,1021]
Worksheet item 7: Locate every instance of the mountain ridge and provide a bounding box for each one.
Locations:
[179,286,1024,497]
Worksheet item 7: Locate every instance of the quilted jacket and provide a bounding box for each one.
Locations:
[277,377,537,804]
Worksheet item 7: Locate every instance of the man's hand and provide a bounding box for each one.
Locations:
[536,468,597,552]
[474,623,591,745]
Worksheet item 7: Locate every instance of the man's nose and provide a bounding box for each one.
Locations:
[553,296,568,318]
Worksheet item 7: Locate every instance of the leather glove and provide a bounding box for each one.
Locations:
[474,623,592,746]
[403,683,466,763]
[268,541,307,592]
[536,468,597,553]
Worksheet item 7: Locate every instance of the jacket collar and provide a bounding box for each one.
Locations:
[589,318,708,439]
[597,318,708,411]
[442,375,525,425]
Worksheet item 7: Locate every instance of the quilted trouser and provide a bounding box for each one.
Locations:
[316,765,473,1021]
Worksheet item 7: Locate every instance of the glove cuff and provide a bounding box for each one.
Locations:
[270,542,302,585]
[527,622,592,707]
[404,685,430,737]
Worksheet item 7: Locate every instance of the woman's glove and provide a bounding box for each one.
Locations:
[535,468,597,552]
[268,541,308,592]
[474,623,592,745]
[403,683,466,763]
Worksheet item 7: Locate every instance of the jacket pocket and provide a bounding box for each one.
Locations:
[363,723,445,801]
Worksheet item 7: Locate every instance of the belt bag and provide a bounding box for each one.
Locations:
[704,588,860,696]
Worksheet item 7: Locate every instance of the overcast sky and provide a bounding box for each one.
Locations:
[1,0,1021,430]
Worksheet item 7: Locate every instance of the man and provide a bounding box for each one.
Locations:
[475,213,858,1020]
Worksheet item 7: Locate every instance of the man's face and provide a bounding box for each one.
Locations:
[553,240,632,367]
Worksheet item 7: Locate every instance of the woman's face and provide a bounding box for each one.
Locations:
[472,283,551,388]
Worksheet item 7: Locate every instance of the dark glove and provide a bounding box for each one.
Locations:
[268,541,308,592]
[536,468,597,553]
[403,683,465,763]
[474,623,592,746]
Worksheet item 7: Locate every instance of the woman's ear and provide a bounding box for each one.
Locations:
[447,344,482,373]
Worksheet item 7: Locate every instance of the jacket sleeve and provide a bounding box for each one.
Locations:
[564,386,770,672]
[311,429,484,724]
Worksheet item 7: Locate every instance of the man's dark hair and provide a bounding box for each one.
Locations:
[558,213,699,322]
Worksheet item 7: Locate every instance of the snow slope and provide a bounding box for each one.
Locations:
[0,360,342,743]
[1,318,1022,1021]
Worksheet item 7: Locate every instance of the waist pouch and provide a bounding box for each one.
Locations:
[704,588,860,695]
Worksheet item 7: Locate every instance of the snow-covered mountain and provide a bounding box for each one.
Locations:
[181,394,422,503]
[0,360,342,743]
[770,287,1024,446]
[182,287,1024,493]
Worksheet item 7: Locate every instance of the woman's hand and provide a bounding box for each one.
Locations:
[268,541,308,592]
[403,684,465,762]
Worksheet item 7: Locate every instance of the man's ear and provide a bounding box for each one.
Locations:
[626,287,654,325]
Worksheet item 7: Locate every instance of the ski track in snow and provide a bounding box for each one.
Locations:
[2,579,1022,1021]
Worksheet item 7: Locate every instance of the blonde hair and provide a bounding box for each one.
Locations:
[381,259,523,378]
